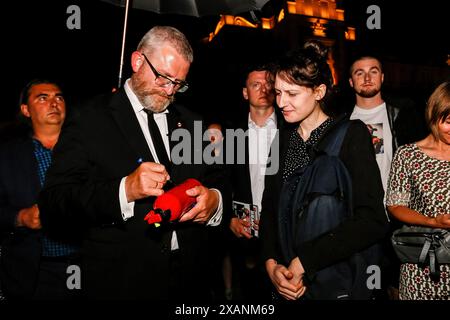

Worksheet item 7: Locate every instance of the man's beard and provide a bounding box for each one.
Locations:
[140,93,174,113]
[131,74,175,113]
[357,86,381,98]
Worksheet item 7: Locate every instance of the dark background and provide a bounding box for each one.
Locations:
[1,0,449,130]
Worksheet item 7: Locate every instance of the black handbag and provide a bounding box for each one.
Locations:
[391,225,450,279]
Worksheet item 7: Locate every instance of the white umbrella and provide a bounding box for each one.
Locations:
[101,0,271,87]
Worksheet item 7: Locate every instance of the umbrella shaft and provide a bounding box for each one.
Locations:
[118,0,131,88]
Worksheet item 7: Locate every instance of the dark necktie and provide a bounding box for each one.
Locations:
[144,109,171,172]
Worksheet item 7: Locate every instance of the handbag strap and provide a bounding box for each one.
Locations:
[429,250,439,280]
[419,236,432,264]
[419,235,440,280]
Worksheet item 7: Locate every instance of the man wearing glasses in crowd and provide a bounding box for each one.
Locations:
[39,26,230,300]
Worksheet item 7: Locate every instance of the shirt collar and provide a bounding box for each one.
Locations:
[309,118,334,142]
[294,117,334,144]
[248,109,276,128]
[353,102,386,114]
[32,138,51,152]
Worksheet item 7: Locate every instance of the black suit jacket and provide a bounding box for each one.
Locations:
[227,112,283,262]
[0,137,42,299]
[39,89,230,300]
[230,119,253,209]
[231,112,284,208]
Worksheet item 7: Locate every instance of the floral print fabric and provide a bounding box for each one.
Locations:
[386,143,450,300]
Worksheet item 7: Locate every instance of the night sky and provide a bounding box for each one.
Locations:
[2,0,449,127]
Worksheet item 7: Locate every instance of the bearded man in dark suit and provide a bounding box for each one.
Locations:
[39,26,230,300]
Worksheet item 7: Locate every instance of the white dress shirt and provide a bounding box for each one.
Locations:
[248,111,278,212]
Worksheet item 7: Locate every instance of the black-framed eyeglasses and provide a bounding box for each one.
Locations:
[141,53,189,93]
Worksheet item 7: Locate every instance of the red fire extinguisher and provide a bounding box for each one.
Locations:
[144,178,201,225]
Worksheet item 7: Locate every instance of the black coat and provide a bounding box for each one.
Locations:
[0,137,42,299]
[39,89,230,299]
[260,117,389,283]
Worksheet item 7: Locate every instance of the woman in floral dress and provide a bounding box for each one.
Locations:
[386,81,450,300]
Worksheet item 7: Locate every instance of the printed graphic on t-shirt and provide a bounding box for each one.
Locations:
[365,123,384,154]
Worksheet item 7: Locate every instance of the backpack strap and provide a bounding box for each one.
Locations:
[323,120,351,157]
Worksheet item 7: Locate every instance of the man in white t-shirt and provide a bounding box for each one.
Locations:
[348,56,428,300]
[349,56,428,191]
[349,56,399,300]
[349,56,393,191]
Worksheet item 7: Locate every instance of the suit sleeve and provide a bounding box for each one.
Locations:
[0,184,20,232]
[260,169,282,262]
[0,142,32,232]
[260,130,283,263]
[198,120,231,225]
[38,108,123,230]
[295,121,389,280]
